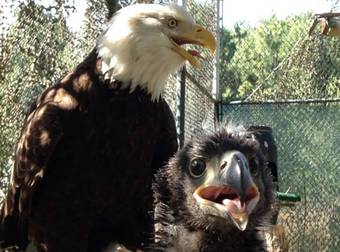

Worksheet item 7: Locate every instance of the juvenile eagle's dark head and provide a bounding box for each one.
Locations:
[96,4,216,101]
[155,126,276,235]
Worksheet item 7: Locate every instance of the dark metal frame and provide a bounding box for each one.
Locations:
[176,66,186,148]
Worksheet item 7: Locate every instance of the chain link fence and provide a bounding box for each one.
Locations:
[218,101,339,252]
[182,0,218,140]
[219,0,339,251]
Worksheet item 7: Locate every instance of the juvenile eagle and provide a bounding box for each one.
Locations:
[153,126,276,251]
[0,4,215,252]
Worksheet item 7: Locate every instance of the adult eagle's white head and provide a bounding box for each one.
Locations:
[97,4,216,101]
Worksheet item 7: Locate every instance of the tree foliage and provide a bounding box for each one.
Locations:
[219,11,340,251]
[220,13,340,101]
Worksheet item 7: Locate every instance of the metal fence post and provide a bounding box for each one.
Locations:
[213,0,223,100]
[175,0,187,147]
[176,66,186,148]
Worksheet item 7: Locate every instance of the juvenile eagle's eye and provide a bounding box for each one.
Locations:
[189,159,206,178]
[168,18,178,28]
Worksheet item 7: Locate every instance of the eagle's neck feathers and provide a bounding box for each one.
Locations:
[96,6,185,102]
[97,41,184,102]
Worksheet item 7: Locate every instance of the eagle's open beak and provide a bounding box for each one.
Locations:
[193,151,260,231]
[170,24,216,67]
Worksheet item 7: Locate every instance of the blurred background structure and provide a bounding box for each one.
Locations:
[0,0,339,251]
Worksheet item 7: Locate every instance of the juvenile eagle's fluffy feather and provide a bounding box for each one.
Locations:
[152,126,276,251]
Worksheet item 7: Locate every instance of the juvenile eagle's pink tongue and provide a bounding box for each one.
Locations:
[222,199,249,231]
[195,185,259,231]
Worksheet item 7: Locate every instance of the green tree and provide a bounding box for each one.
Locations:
[81,0,108,54]
[220,14,316,101]
[219,12,340,250]
[219,23,248,99]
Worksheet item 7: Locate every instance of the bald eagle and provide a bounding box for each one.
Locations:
[0,4,215,252]
[153,126,276,251]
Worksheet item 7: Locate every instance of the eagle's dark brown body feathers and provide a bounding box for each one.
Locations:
[0,50,178,251]
[0,3,218,251]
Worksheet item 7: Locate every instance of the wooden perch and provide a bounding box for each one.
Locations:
[309,12,340,37]
[314,12,340,18]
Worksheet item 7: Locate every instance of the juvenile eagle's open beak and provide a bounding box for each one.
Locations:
[170,24,216,67]
[193,151,260,231]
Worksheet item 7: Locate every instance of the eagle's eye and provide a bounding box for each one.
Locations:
[189,159,206,178]
[249,157,259,176]
[168,18,178,28]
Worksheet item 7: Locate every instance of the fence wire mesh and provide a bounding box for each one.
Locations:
[184,0,217,139]
[219,101,340,252]
[219,1,339,251]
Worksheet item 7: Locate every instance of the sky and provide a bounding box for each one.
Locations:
[67,0,338,30]
[1,0,338,31]
[222,0,336,28]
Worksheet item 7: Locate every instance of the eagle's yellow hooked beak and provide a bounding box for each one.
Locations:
[169,24,216,67]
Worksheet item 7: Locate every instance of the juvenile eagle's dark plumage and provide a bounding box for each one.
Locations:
[0,3,215,252]
[153,126,276,251]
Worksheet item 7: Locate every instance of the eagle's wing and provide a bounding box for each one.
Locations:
[152,100,178,171]
[0,84,75,245]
